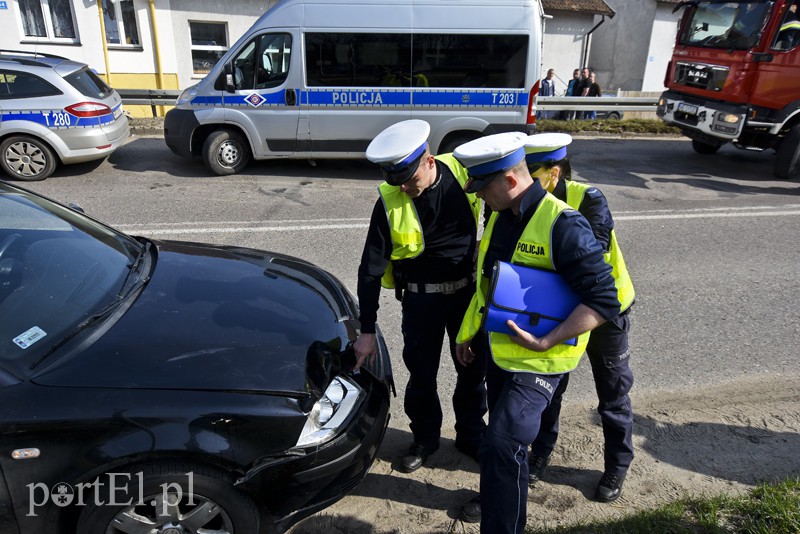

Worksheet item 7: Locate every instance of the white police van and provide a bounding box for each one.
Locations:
[164,0,544,175]
[0,50,129,181]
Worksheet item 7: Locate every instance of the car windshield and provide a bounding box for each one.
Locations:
[0,183,143,374]
[678,0,771,50]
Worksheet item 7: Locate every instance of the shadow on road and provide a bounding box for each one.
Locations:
[633,414,800,485]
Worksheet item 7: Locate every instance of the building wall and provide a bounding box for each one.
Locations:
[589,0,659,91]
[541,12,597,95]
[641,2,681,91]
[167,0,279,89]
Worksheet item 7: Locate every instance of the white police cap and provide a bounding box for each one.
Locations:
[366,119,430,186]
[453,132,527,192]
[524,133,573,164]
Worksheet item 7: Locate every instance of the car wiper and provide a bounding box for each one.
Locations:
[118,241,151,298]
[29,297,124,370]
[29,243,153,370]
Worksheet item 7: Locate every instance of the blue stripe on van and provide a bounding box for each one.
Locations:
[188,89,529,108]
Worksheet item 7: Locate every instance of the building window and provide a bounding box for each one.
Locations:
[103,0,140,46]
[18,0,78,42]
[190,22,229,76]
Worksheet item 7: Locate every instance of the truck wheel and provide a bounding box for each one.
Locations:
[0,135,57,181]
[775,125,800,179]
[691,140,722,155]
[203,130,251,176]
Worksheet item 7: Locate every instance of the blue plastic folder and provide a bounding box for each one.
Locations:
[485,261,580,346]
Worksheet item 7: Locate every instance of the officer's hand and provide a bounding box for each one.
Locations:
[353,333,378,372]
[507,320,552,352]
[456,341,475,367]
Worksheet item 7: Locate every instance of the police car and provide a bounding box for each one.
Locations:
[0,50,129,181]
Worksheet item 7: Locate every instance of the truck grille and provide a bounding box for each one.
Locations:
[674,62,728,92]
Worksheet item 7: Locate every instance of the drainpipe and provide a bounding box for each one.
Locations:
[147,0,166,115]
[581,14,610,69]
[96,1,112,85]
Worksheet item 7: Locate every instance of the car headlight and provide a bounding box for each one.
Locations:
[176,85,198,106]
[295,375,364,448]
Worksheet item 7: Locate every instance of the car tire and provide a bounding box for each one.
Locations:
[774,124,800,179]
[439,134,478,155]
[76,462,263,534]
[607,111,621,121]
[691,139,722,155]
[0,135,57,181]
[202,130,251,176]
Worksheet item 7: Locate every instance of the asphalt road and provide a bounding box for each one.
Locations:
[17,134,800,431]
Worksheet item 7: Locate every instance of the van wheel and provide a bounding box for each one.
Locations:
[0,136,57,181]
[76,462,263,534]
[203,130,251,176]
[775,124,800,179]
[691,139,722,155]
[439,134,477,155]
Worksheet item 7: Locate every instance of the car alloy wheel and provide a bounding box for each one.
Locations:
[107,491,234,534]
[0,135,57,181]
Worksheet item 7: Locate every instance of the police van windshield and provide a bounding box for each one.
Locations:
[678,1,771,50]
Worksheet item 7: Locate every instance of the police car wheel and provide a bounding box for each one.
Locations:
[0,136,57,181]
[203,130,251,176]
[75,462,263,534]
[775,124,800,179]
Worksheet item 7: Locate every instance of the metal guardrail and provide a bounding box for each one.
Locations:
[116,89,659,116]
[536,96,658,112]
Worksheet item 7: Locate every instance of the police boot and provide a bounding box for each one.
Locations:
[596,472,626,503]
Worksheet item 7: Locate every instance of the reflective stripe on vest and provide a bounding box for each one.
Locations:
[457,193,589,374]
[564,181,635,312]
[378,154,480,288]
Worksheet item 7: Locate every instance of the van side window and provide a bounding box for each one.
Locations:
[305,33,527,89]
[772,0,800,51]
[232,33,292,91]
[412,34,528,89]
[0,71,61,99]
[306,33,412,87]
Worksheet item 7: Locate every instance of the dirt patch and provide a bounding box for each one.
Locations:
[289,373,800,533]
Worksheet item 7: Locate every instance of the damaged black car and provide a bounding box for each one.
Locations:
[0,181,393,534]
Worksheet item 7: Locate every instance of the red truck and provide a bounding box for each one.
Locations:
[657,0,800,178]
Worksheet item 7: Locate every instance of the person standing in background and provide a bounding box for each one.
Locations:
[538,68,556,120]
[585,72,602,120]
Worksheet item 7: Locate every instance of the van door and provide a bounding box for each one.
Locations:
[223,31,305,157]
[303,32,412,157]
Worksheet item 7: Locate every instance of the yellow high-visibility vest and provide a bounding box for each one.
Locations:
[457,193,589,374]
[564,181,635,312]
[378,154,480,288]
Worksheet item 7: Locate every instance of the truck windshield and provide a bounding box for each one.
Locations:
[678,1,772,50]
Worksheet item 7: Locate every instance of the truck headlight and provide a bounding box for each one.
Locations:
[716,112,741,124]
[295,376,364,448]
[176,85,198,106]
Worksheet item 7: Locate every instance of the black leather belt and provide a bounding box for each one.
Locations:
[406,276,472,295]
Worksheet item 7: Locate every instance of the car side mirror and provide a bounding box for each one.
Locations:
[223,63,236,93]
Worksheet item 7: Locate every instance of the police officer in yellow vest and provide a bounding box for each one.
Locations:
[523,133,635,503]
[353,120,487,473]
[452,132,619,533]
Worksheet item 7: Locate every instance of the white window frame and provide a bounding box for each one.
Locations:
[103,0,141,48]
[189,21,229,78]
[16,0,80,44]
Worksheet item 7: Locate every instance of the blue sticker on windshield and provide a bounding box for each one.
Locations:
[13,326,47,349]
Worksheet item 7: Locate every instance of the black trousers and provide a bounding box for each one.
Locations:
[400,285,487,449]
[531,312,634,474]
